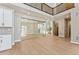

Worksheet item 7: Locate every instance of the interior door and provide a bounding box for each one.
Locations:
[4,8,13,27]
[0,7,3,27]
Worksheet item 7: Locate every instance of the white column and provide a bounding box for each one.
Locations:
[71,8,79,44]
[14,15,21,43]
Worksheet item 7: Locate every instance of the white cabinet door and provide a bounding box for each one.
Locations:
[0,7,3,27]
[4,8,13,27]
[0,35,12,51]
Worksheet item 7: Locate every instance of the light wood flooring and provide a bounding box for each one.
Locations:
[0,35,79,55]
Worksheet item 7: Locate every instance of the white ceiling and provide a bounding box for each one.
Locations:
[46,3,61,8]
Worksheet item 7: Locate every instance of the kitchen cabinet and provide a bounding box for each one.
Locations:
[0,7,3,27]
[0,35,12,51]
[0,6,14,27]
[4,8,13,27]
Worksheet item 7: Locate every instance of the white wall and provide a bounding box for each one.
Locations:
[14,15,21,43]
[58,19,65,37]
[75,3,79,7]
[71,8,79,44]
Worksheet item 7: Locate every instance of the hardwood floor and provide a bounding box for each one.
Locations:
[0,35,79,55]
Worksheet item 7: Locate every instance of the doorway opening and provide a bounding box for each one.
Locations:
[53,21,59,36]
[21,26,27,37]
[64,17,71,39]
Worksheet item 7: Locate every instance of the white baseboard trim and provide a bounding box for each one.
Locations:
[12,39,21,46]
[15,39,21,43]
[12,42,15,45]
[71,41,79,44]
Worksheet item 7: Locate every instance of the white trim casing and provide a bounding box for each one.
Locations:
[71,41,79,44]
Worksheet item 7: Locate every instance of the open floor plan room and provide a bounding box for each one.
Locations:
[0,3,79,55]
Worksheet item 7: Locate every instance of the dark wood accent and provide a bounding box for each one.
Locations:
[54,3,65,14]
[43,3,53,9]
[52,8,54,15]
[65,3,74,10]
[24,3,53,15]
[24,3,74,16]
[42,3,53,15]
[54,3,74,15]
[41,3,43,11]
[53,3,63,8]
